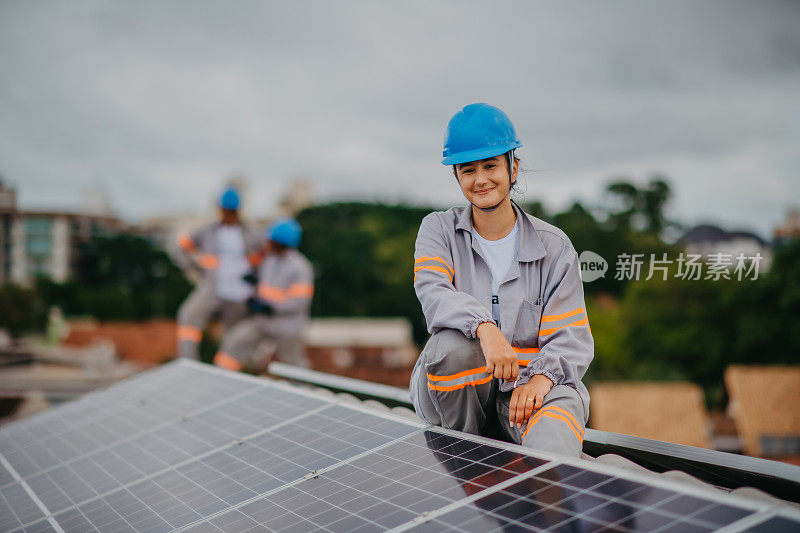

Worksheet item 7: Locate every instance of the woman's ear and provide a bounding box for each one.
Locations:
[511,158,519,184]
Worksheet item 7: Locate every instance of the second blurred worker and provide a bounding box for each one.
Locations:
[173,187,265,359]
[214,218,314,371]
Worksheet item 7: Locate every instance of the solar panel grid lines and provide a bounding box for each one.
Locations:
[7,379,425,532]
[171,429,431,532]
[177,430,554,533]
[18,397,332,520]
[396,455,781,532]
[404,466,750,532]
[714,506,800,533]
[0,368,269,482]
[0,362,206,443]
[385,457,560,532]
[0,455,64,533]
[4,391,334,531]
[1,360,793,533]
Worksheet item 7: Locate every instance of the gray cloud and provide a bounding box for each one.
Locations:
[1,0,798,237]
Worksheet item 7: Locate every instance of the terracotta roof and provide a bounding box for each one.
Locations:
[589,382,711,448]
[725,365,800,457]
[63,319,416,387]
[64,320,177,365]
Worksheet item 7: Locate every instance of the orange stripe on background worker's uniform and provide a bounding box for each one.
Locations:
[174,221,267,361]
[198,254,219,270]
[257,283,314,302]
[177,325,202,343]
[177,233,196,252]
[213,352,242,371]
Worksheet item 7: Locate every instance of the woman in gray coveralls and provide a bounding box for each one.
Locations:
[410,103,594,457]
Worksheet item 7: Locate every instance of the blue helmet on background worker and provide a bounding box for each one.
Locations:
[442,103,522,165]
[219,188,241,210]
[267,218,302,248]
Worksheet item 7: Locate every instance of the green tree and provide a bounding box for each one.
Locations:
[605,177,673,237]
[37,234,192,320]
[618,241,800,404]
[0,285,47,337]
[297,202,434,343]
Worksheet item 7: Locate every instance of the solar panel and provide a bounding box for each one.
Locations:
[1,360,796,532]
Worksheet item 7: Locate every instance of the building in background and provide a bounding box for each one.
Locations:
[0,180,125,285]
[774,207,800,247]
[679,223,772,271]
[276,179,315,218]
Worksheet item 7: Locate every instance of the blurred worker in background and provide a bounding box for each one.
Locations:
[172,187,265,359]
[214,218,314,371]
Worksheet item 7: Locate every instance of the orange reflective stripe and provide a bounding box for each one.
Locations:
[258,283,314,302]
[177,233,195,252]
[258,285,284,300]
[199,254,219,269]
[428,374,492,391]
[427,365,488,382]
[427,358,534,382]
[513,347,539,367]
[414,256,454,277]
[539,318,589,337]
[541,307,584,323]
[521,405,584,442]
[538,412,584,442]
[286,283,314,298]
[213,352,242,371]
[177,325,202,343]
[522,405,562,439]
[413,265,454,283]
[512,347,539,354]
[546,405,585,437]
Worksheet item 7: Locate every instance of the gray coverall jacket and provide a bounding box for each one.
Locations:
[253,249,315,337]
[172,222,264,286]
[215,249,314,369]
[172,222,265,359]
[413,202,594,419]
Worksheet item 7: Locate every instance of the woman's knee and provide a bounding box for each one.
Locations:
[421,329,484,371]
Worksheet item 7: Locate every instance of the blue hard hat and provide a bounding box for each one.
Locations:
[267,218,302,248]
[219,188,240,210]
[442,103,522,165]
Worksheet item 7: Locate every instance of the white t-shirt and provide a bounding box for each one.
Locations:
[471,220,519,328]
[215,225,253,303]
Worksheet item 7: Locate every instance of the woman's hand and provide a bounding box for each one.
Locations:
[476,322,519,381]
[508,374,554,428]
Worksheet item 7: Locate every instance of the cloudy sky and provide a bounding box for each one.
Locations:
[1,1,798,237]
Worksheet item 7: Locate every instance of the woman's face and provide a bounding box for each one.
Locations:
[454,156,518,210]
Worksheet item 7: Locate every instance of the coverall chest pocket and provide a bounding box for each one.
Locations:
[512,299,543,349]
